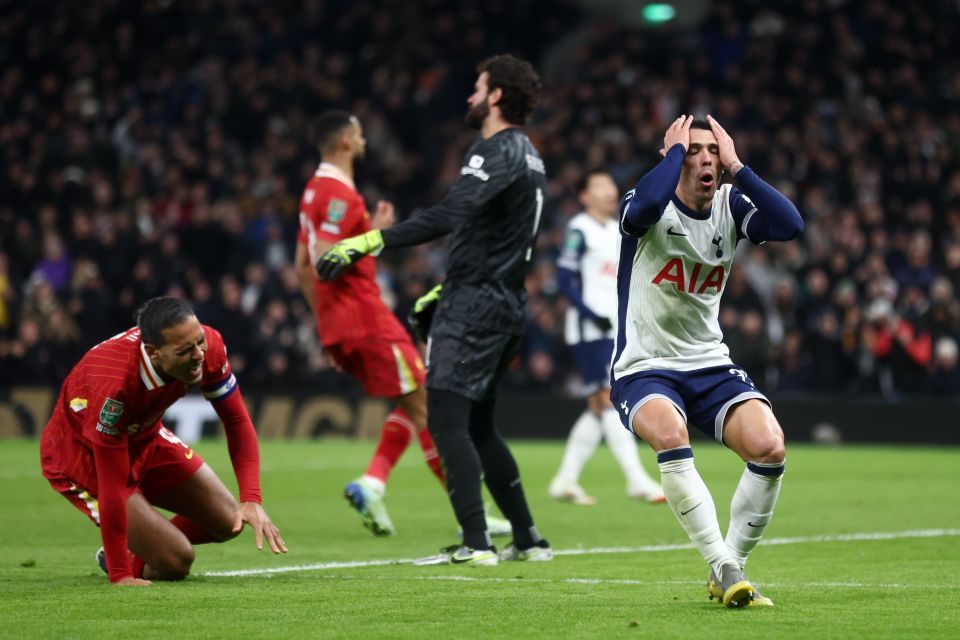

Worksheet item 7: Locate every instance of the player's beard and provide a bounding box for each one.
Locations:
[465,99,489,130]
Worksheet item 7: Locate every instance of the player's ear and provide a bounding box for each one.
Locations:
[488,86,503,107]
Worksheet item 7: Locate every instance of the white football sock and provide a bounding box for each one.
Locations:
[552,410,602,485]
[601,408,661,495]
[361,474,386,496]
[659,447,735,575]
[725,461,784,567]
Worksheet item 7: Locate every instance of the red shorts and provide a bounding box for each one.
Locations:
[41,423,204,525]
[326,336,426,397]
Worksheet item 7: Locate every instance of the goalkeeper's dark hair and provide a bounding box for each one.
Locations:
[136,297,196,346]
[576,168,615,195]
[477,54,541,125]
[310,110,355,157]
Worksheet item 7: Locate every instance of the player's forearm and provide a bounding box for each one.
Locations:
[734,167,804,241]
[296,271,318,316]
[93,444,133,582]
[213,388,262,503]
[622,144,685,229]
[380,202,459,248]
[556,267,599,320]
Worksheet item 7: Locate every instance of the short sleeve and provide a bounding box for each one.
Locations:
[301,180,367,245]
[557,227,586,272]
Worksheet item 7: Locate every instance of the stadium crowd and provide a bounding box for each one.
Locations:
[2,0,960,399]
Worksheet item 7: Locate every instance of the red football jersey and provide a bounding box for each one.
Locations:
[49,325,237,452]
[297,163,410,345]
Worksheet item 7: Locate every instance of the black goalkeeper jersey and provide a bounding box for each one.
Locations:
[382,127,547,335]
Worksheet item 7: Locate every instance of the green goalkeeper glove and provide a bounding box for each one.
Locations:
[315,230,384,281]
[408,284,442,343]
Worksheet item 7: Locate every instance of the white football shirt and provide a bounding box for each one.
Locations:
[558,212,620,344]
[612,184,758,378]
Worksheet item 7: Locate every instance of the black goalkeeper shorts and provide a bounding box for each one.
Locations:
[425,319,521,402]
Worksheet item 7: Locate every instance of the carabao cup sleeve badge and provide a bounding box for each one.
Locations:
[99,398,125,427]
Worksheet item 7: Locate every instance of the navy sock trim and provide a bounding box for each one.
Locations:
[747,461,785,477]
[657,446,694,464]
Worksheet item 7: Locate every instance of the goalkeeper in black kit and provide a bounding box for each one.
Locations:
[316,54,551,565]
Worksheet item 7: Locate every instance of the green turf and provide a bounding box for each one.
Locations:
[1,438,958,639]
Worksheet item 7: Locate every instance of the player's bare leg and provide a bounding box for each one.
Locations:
[632,399,751,607]
[148,463,242,542]
[125,492,195,581]
[715,399,786,606]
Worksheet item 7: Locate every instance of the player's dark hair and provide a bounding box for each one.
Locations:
[310,110,355,156]
[691,118,711,131]
[477,54,542,125]
[576,169,614,195]
[136,297,196,346]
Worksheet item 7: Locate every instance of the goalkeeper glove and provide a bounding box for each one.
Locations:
[315,230,384,281]
[408,284,442,343]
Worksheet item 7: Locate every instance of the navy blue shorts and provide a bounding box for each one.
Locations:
[610,364,770,443]
[570,339,614,393]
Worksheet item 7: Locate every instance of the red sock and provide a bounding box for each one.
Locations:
[129,551,146,578]
[417,427,446,487]
[171,514,218,544]
[365,408,415,483]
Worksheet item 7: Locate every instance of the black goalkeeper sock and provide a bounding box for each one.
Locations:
[470,399,541,549]
[428,390,492,550]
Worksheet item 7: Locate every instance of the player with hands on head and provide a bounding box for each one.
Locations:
[40,296,286,586]
[548,169,665,507]
[318,54,552,566]
[612,115,803,606]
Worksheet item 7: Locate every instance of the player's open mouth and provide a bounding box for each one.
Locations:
[699,171,715,187]
[189,363,202,377]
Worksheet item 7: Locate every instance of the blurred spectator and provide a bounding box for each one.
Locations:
[929,337,960,396]
[1,0,959,398]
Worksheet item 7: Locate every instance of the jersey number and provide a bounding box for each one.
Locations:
[525,188,544,262]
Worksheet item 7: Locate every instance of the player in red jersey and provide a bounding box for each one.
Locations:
[294,110,440,535]
[295,111,511,536]
[40,297,287,585]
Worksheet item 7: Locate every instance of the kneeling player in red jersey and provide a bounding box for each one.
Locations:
[40,297,287,585]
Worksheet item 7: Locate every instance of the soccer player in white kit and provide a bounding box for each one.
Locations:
[549,170,665,506]
[611,116,803,607]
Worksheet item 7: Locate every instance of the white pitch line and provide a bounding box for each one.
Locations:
[254,574,959,590]
[200,527,960,578]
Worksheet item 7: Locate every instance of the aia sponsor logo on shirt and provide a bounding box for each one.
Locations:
[651,258,725,295]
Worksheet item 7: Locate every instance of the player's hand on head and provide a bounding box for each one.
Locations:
[371,200,396,230]
[662,115,693,156]
[114,577,152,587]
[315,230,385,280]
[235,501,288,554]
[706,115,741,173]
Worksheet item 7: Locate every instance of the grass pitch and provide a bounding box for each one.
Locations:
[1,437,958,639]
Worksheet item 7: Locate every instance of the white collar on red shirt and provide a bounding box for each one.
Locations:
[139,343,168,390]
[315,162,355,190]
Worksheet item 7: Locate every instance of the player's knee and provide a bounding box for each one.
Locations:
[747,433,785,464]
[649,426,689,452]
[154,544,195,580]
